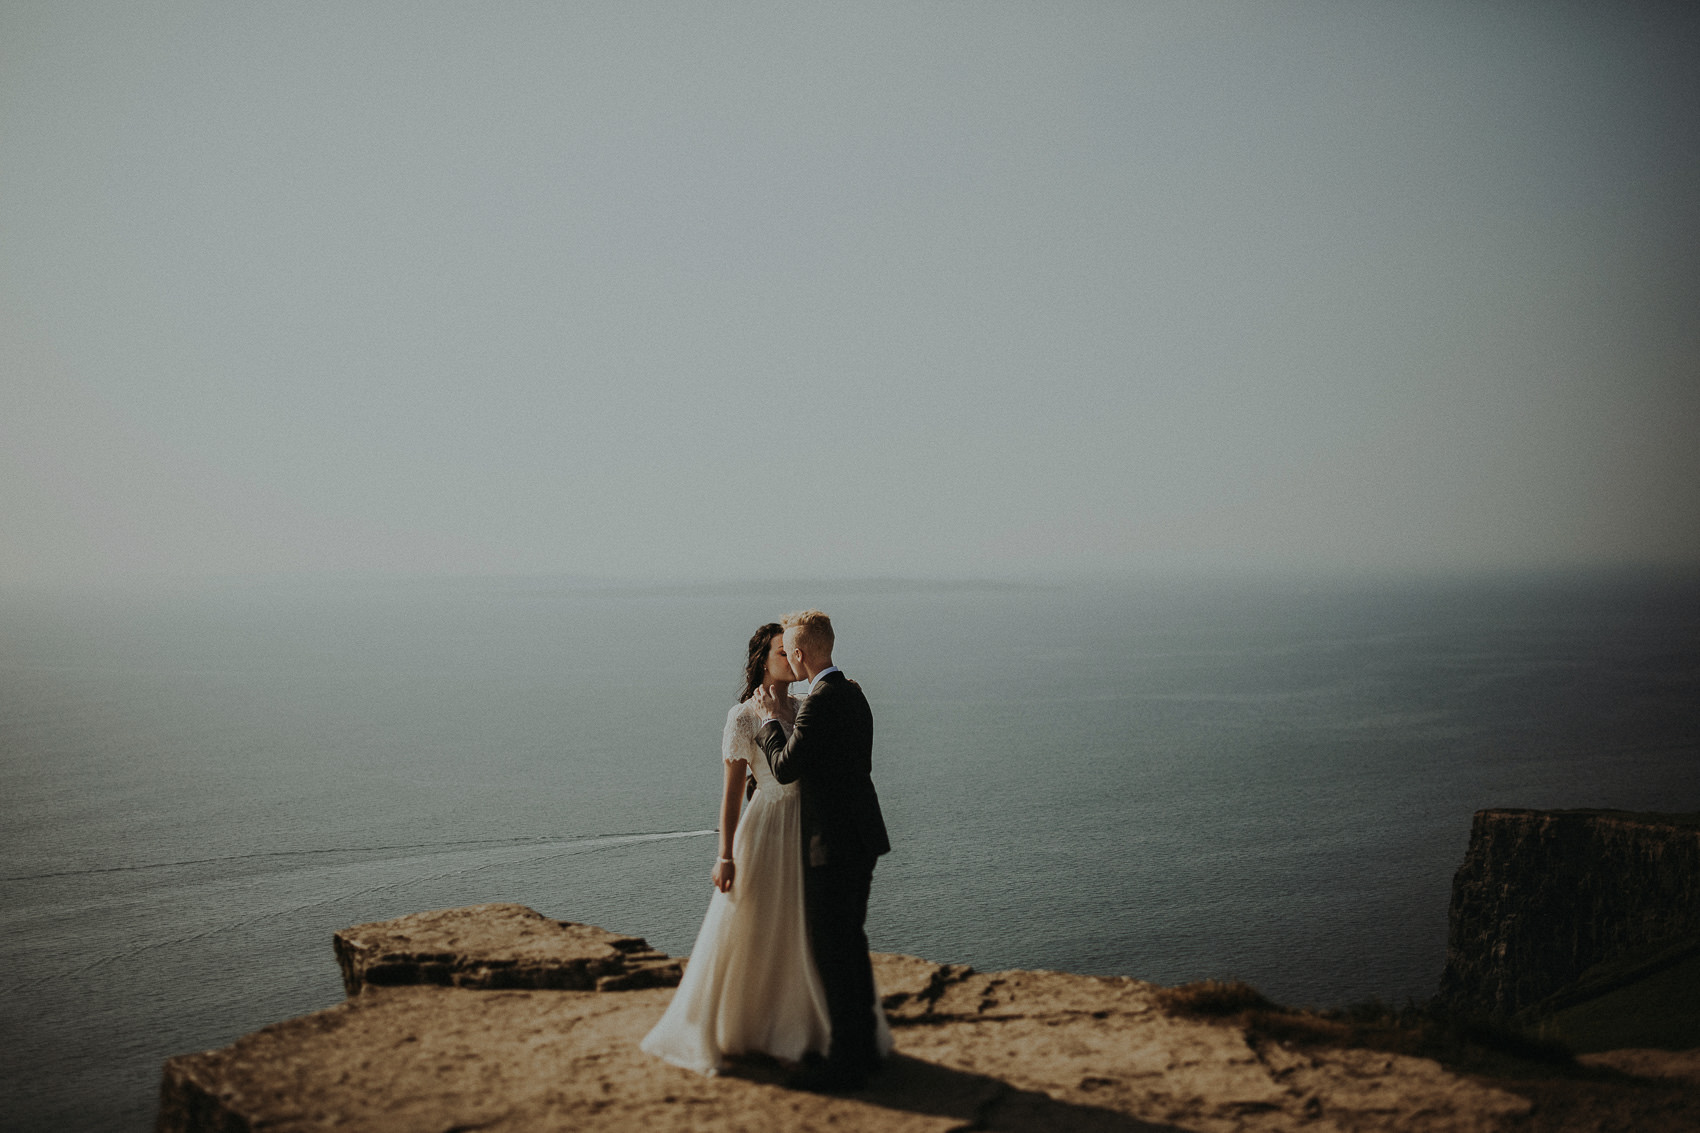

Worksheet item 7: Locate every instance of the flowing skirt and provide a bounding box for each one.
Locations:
[640,784,891,1073]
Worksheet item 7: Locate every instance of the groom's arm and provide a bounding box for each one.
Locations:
[758,690,833,785]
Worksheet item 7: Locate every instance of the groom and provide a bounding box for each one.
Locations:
[754,609,891,1092]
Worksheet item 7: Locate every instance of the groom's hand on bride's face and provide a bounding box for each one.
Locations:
[754,685,795,726]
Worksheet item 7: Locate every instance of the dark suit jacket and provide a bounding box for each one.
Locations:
[757,670,891,866]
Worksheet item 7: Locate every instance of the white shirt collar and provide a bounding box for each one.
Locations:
[807,665,840,692]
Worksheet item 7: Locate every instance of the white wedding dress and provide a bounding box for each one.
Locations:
[640,698,893,1073]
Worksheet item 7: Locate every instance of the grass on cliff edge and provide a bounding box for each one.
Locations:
[1538,950,1700,1054]
[1154,979,1577,1078]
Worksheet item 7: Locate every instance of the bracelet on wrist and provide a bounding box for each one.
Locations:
[717,857,733,864]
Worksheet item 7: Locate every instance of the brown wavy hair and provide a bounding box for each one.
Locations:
[738,622,784,703]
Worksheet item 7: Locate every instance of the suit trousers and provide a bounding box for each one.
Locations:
[802,855,880,1074]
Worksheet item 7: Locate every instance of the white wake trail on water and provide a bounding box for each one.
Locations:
[1,829,713,995]
[0,829,715,883]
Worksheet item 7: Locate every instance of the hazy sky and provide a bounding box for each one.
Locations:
[3,3,1697,587]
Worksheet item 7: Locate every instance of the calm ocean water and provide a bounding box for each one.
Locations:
[3,571,1698,1129]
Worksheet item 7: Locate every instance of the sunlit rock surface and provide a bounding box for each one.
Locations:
[332,902,682,995]
[159,905,1537,1133]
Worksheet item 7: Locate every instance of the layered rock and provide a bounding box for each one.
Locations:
[332,902,681,995]
[160,905,1535,1133]
[1436,809,1700,1018]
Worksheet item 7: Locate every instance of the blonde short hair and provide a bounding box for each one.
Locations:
[781,609,835,653]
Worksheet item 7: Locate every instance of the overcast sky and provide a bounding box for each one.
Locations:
[3,3,1697,588]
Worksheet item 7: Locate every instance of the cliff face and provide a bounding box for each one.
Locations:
[1436,809,1700,1018]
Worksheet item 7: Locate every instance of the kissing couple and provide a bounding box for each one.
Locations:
[641,609,893,1092]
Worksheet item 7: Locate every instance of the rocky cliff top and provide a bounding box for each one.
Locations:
[157,903,1700,1133]
[1475,808,1700,832]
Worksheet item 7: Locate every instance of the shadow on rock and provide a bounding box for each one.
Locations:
[724,1053,1188,1132]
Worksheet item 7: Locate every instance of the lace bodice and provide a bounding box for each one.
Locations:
[722,698,800,793]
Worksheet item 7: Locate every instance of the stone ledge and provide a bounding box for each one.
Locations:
[332,902,682,996]
[159,905,1541,1133]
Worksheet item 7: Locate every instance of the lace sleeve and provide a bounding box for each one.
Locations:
[721,703,755,765]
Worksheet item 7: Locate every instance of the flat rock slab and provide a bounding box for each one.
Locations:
[332,903,681,995]
[163,910,1536,1133]
[875,963,1531,1133]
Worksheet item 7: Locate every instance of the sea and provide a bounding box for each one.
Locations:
[3,569,1697,1129]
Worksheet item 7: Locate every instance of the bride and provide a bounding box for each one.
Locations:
[640,622,891,1074]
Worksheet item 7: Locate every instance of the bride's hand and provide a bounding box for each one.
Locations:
[712,860,735,893]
